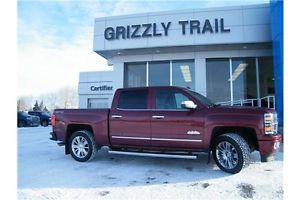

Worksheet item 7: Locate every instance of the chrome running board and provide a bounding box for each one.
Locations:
[108,150,197,159]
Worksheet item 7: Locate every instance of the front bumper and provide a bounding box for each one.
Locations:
[258,134,282,157]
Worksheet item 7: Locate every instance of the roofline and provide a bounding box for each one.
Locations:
[116,86,189,91]
[95,3,270,22]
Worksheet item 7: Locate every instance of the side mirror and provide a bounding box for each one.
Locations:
[181,100,197,109]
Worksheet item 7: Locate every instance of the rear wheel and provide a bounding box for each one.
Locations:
[41,120,48,127]
[69,130,98,162]
[212,133,250,174]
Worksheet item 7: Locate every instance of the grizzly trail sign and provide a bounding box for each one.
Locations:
[104,18,230,41]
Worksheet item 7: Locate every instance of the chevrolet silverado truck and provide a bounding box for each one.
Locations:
[50,86,281,174]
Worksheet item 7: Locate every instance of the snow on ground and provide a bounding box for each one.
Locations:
[18,127,283,200]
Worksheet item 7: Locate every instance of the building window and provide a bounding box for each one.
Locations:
[124,60,195,89]
[172,60,195,90]
[206,58,231,103]
[124,62,146,87]
[206,57,274,104]
[118,89,148,109]
[148,61,170,86]
[258,57,275,107]
[231,58,257,100]
[87,98,109,108]
[259,57,274,97]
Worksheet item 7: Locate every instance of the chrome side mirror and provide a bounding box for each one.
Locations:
[181,100,197,109]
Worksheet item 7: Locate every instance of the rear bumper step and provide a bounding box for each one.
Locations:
[108,150,197,159]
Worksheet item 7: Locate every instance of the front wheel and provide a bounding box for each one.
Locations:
[212,133,250,174]
[69,130,98,162]
[18,120,25,127]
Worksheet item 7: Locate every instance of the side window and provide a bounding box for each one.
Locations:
[155,89,190,110]
[118,90,148,109]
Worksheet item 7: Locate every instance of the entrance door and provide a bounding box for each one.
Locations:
[109,89,151,147]
[150,88,205,150]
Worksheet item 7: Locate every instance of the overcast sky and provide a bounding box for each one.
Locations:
[18,0,269,96]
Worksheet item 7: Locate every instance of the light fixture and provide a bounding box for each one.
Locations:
[228,63,248,82]
[180,65,192,82]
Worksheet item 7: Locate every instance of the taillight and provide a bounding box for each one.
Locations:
[51,114,56,126]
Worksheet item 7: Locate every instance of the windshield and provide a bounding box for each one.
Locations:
[18,111,30,117]
[185,89,215,107]
[42,112,50,117]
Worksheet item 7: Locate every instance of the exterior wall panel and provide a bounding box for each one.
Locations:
[94,4,272,55]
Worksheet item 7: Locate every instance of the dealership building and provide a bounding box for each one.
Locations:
[78,2,283,125]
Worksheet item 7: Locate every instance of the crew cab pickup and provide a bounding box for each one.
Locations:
[50,86,281,174]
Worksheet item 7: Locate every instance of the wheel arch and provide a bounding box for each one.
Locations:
[209,126,259,151]
[65,124,94,154]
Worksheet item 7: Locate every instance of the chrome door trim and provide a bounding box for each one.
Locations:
[111,136,151,140]
[111,135,202,142]
[152,138,202,142]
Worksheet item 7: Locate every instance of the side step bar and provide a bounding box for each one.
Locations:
[108,150,197,159]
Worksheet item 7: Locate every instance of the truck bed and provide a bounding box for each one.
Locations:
[53,109,111,146]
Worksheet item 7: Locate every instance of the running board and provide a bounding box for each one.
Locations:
[108,150,197,159]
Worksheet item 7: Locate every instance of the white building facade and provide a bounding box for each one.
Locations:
[79,4,275,109]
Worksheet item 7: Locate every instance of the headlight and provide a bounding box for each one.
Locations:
[264,113,278,135]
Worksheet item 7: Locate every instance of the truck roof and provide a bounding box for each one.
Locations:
[117,86,189,91]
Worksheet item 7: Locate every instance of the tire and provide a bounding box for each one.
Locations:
[69,130,98,162]
[41,120,48,127]
[212,133,251,174]
[18,120,25,127]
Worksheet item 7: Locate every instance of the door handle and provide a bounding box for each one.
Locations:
[152,115,165,119]
[111,115,122,119]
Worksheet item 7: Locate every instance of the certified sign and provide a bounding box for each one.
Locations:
[90,85,113,92]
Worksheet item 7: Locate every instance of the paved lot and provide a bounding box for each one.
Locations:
[18,127,283,200]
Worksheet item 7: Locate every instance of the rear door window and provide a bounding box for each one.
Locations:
[118,89,148,109]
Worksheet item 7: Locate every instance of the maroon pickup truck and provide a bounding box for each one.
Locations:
[50,86,281,174]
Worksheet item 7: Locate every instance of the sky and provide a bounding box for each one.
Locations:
[18,0,269,96]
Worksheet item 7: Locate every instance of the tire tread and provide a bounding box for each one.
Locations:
[225,133,251,169]
[213,133,251,173]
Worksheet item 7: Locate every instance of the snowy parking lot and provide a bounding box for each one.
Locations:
[18,127,283,200]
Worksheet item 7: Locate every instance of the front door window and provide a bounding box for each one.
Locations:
[155,89,190,110]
